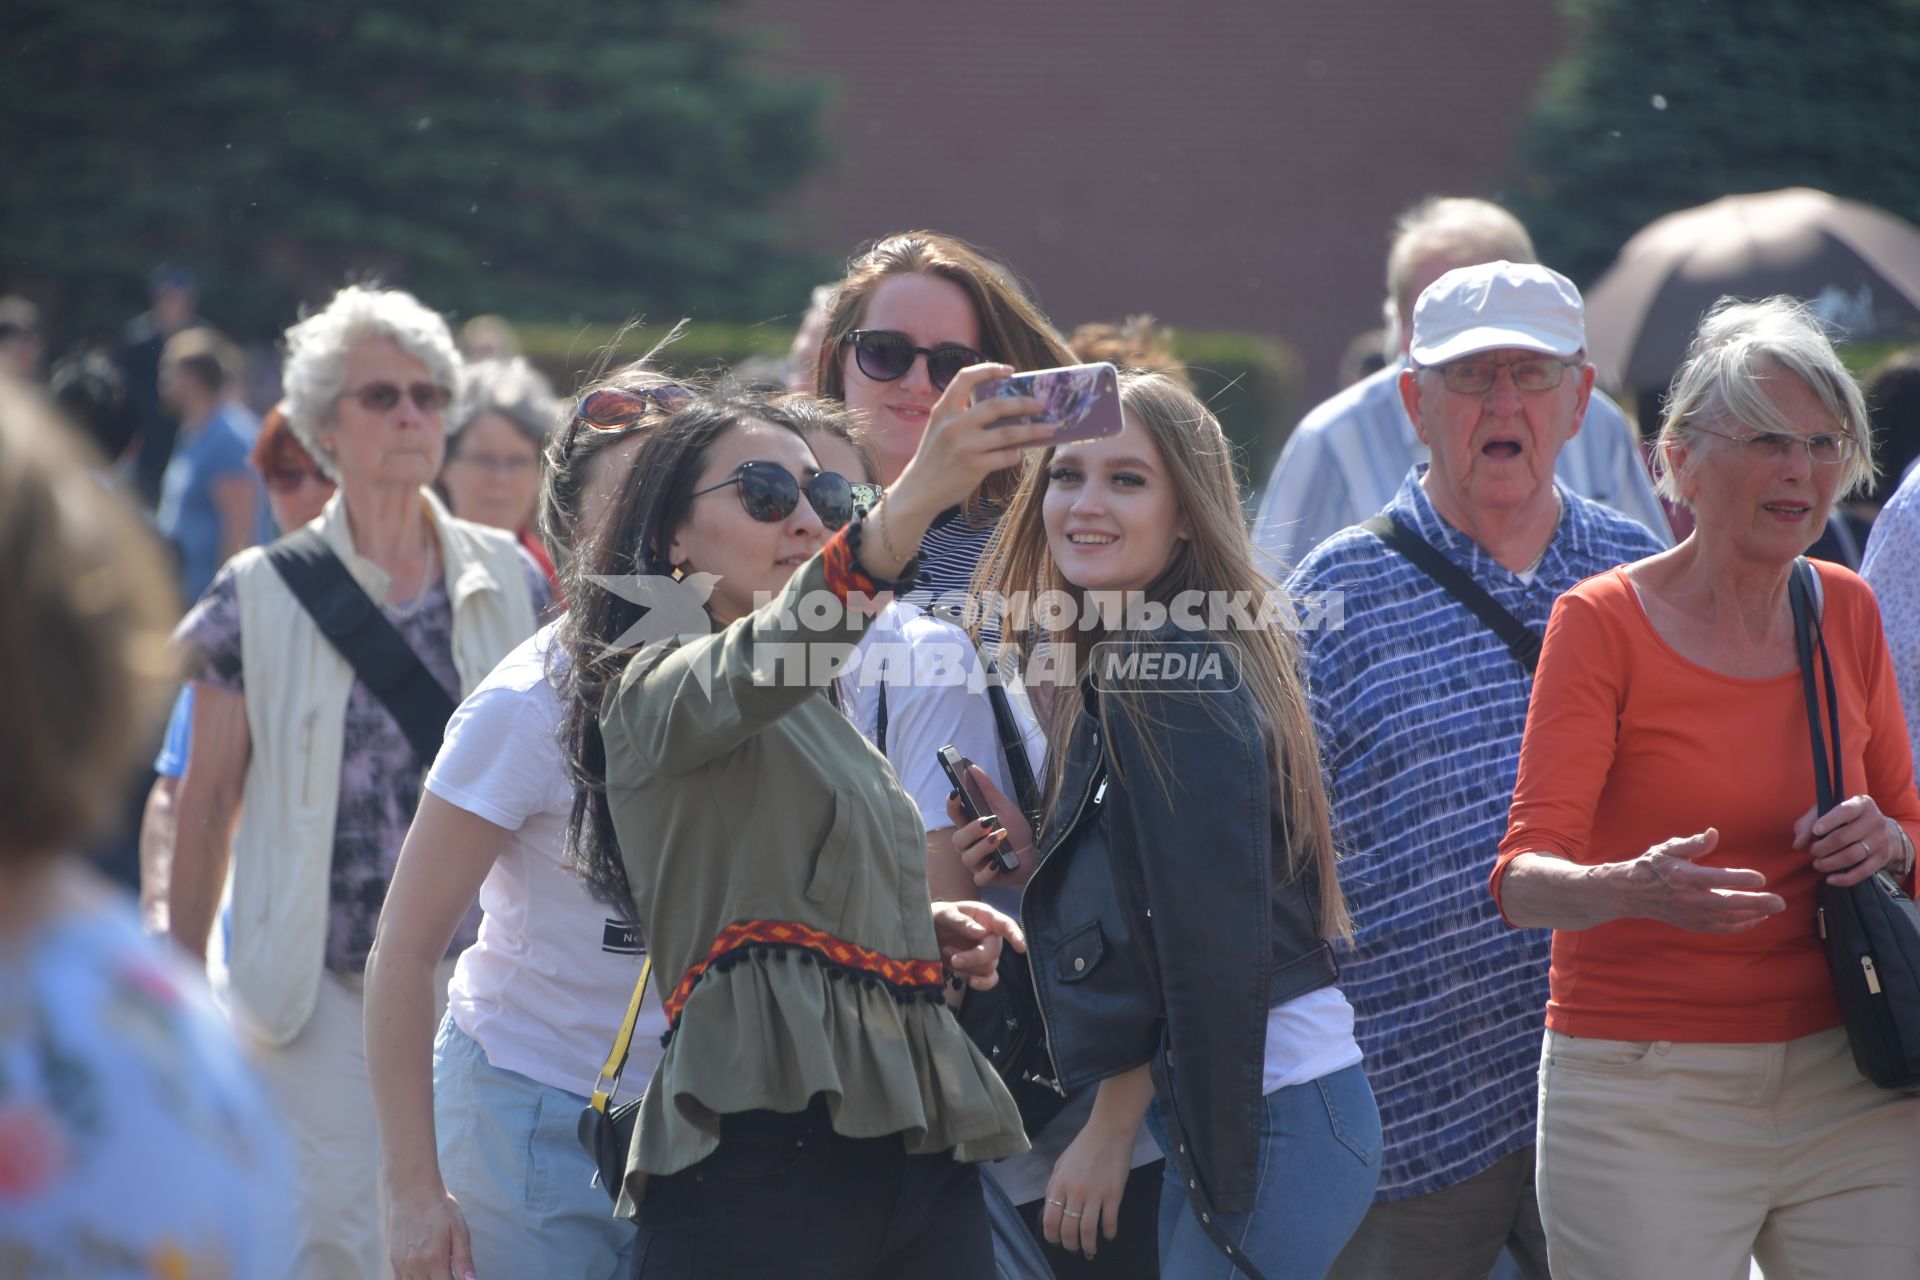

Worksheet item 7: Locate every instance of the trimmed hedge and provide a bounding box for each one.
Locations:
[517,322,1301,494]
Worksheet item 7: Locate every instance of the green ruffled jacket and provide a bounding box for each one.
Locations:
[600,528,1028,1212]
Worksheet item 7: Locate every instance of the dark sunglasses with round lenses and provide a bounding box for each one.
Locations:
[560,383,693,454]
[845,329,982,392]
[339,381,455,413]
[692,460,869,530]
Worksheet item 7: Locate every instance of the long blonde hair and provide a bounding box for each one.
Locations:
[971,372,1348,939]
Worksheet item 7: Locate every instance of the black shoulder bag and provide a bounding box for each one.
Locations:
[264,527,456,765]
[1788,557,1920,1091]
[1362,513,1542,673]
[576,956,652,1205]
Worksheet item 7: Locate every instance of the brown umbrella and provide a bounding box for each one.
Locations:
[1585,188,1920,394]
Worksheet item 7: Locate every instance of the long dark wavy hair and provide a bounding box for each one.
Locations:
[557,390,861,918]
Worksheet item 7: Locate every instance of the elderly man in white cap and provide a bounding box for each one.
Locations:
[1253,197,1671,573]
[1287,261,1667,1280]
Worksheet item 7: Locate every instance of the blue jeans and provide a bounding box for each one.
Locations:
[433,1016,637,1280]
[1146,1064,1381,1280]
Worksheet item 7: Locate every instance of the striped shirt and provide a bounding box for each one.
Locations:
[1252,361,1671,576]
[905,505,1001,647]
[1288,469,1664,1200]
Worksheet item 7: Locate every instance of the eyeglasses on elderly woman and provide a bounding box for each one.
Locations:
[1686,421,1855,464]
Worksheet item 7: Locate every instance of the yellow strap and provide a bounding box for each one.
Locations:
[589,955,651,1114]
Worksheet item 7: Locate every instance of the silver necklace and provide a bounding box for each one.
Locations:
[384,538,439,620]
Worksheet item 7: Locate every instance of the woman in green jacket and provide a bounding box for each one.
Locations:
[559,382,1055,1279]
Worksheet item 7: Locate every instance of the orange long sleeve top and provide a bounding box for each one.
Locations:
[1493,564,1920,1043]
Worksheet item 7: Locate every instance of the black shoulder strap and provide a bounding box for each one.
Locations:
[265,527,458,766]
[929,605,1041,825]
[1788,557,1844,815]
[984,664,1041,825]
[1362,513,1542,674]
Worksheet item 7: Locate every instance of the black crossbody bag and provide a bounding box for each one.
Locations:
[1788,558,1920,1091]
[264,527,456,764]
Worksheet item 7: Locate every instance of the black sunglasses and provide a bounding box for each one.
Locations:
[845,329,982,392]
[691,460,869,530]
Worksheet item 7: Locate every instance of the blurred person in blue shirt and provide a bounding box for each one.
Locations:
[155,328,261,606]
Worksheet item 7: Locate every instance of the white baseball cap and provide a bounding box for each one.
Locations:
[1408,260,1587,365]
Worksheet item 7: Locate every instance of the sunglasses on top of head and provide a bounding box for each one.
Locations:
[560,383,694,454]
[691,460,879,531]
[844,329,983,392]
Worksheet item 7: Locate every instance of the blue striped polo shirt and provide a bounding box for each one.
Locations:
[1288,467,1664,1200]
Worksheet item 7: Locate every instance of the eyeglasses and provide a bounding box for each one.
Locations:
[844,330,983,392]
[339,381,454,413]
[1687,422,1855,465]
[449,452,537,476]
[691,460,863,530]
[1427,357,1581,396]
[264,465,333,494]
[560,384,692,456]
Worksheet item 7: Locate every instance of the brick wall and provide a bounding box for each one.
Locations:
[737,0,1567,425]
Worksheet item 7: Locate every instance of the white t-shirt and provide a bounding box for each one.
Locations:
[838,603,1045,834]
[428,622,667,1100]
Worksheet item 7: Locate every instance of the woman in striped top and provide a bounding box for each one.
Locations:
[813,231,1077,625]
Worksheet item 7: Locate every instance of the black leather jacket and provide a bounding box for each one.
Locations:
[1020,637,1337,1215]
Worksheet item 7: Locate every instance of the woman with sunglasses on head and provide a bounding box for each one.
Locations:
[166,284,550,1278]
[364,361,688,1280]
[950,372,1378,1279]
[560,376,1059,1279]
[816,231,1077,622]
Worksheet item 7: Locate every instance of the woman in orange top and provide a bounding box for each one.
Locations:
[1492,297,1920,1280]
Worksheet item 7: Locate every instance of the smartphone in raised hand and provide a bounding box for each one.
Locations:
[972,362,1123,448]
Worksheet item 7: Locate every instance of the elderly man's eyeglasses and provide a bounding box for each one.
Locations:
[340,381,454,413]
[1687,422,1854,464]
[1428,357,1581,396]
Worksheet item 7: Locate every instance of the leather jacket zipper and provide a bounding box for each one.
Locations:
[1019,728,1105,1097]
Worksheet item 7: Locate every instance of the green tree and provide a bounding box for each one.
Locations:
[1,1,829,340]
[1511,0,1920,283]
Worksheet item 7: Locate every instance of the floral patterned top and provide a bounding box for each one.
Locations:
[1862,465,1920,782]
[0,874,294,1277]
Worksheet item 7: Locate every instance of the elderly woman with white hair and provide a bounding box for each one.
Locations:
[1491,297,1920,1278]
[167,284,549,1279]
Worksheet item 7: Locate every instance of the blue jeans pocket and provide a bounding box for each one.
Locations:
[1316,1067,1382,1166]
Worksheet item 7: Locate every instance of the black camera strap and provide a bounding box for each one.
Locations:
[1362,513,1543,674]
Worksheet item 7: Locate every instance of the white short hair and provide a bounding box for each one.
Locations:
[1385,197,1537,332]
[281,285,461,479]
[1652,296,1875,507]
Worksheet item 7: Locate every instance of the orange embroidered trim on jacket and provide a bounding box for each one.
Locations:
[662,919,946,1030]
[820,524,883,600]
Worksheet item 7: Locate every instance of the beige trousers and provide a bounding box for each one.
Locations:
[1536,1026,1920,1280]
[236,962,454,1280]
